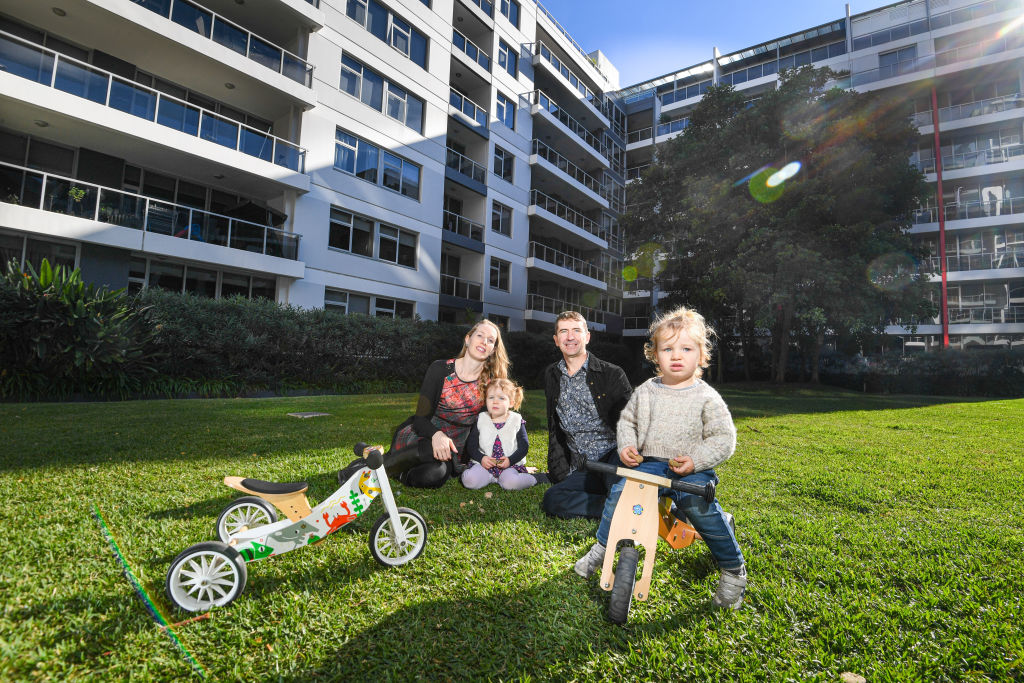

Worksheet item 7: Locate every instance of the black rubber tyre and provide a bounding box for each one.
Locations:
[166,541,247,613]
[215,496,277,543]
[608,546,639,625]
[368,507,427,567]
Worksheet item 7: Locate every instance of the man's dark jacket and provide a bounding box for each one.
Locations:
[544,353,632,484]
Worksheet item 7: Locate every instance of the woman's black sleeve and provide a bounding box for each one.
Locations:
[412,360,449,438]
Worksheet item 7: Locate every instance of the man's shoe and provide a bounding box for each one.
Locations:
[713,565,747,610]
[573,542,606,578]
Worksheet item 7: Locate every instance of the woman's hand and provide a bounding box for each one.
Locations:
[619,446,642,467]
[669,455,695,476]
[431,431,457,461]
[481,455,497,469]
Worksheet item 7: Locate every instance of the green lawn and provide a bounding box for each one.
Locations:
[1,386,1022,681]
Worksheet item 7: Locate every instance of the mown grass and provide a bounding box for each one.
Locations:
[1,386,1022,681]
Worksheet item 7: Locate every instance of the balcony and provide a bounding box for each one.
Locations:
[911,93,1024,128]
[626,127,653,145]
[442,209,484,242]
[526,293,605,326]
[445,147,487,195]
[129,0,313,86]
[0,160,300,260]
[530,40,607,125]
[535,0,612,83]
[529,189,606,243]
[924,251,1024,272]
[531,140,607,204]
[459,0,494,19]
[449,88,489,130]
[0,31,306,173]
[528,241,606,287]
[657,118,689,138]
[524,90,607,162]
[452,29,491,72]
[913,196,1024,224]
[945,306,1024,324]
[441,273,482,300]
[913,143,1024,174]
[626,165,650,182]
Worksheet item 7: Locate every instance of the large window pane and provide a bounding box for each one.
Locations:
[361,69,384,110]
[147,260,184,292]
[352,216,373,257]
[401,163,419,199]
[382,152,402,192]
[367,1,388,41]
[356,143,378,182]
[184,266,217,297]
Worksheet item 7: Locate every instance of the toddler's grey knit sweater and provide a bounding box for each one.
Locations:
[616,378,736,472]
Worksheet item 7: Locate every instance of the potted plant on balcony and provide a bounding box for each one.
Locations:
[67,185,86,217]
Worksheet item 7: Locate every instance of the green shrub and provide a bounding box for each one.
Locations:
[0,258,157,399]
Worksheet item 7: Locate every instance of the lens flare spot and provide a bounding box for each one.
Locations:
[766,161,802,188]
[622,265,638,282]
[749,167,784,203]
[581,291,601,308]
[867,252,917,292]
[997,13,1024,37]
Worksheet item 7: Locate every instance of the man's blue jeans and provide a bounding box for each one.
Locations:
[595,460,744,571]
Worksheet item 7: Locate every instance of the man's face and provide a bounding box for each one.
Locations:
[553,318,590,360]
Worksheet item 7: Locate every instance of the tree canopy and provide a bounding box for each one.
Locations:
[623,66,936,382]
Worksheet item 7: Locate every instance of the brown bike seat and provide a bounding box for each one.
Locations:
[237,478,308,495]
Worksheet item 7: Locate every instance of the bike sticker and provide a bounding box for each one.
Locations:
[632,504,643,516]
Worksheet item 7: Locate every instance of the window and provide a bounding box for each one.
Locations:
[377,224,417,267]
[374,297,415,318]
[879,45,916,77]
[339,54,424,131]
[495,92,515,129]
[326,289,414,318]
[346,0,428,69]
[500,0,519,27]
[493,145,514,182]
[489,257,510,291]
[329,208,374,257]
[498,40,517,77]
[335,128,421,198]
[491,201,512,236]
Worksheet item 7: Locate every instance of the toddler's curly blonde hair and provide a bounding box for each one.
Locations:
[643,306,715,378]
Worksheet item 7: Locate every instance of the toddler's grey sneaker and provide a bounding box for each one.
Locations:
[573,542,606,578]
[713,565,747,609]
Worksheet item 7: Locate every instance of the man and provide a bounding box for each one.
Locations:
[542,311,632,519]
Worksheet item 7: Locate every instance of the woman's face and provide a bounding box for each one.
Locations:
[465,323,499,362]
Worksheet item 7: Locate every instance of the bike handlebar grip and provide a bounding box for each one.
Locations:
[365,448,384,470]
[671,478,716,504]
[583,460,618,476]
[354,442,369,457]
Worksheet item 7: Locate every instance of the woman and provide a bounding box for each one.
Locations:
[343,319,509,489]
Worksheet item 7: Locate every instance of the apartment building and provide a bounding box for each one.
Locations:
[0,0,625,333]
[619,0,1024,350]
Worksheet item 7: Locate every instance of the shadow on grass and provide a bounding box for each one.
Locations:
[718,383,978,420]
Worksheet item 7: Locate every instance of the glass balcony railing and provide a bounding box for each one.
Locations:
[129,0,313,86]
[912,143,1024,173]
[0,31,306,172]
[449,88,488,127]
[452,29,490,71]
[923,251,1024,272]
[911,92,1024,127]
[531,140,605,197]
[524,90,607,159]
[625,165,650,182]
[462,0,494,18]
[526,293,606,325]
[528,241,605,281]
[532,40,602,112]
[945,305,1024,324]
[626,127,652,144]
[441,273,482,300]
[442,209,484,242]
[657,118,689,137]
[530,189,604,241]
[445,147,487,185]
[0,160,300,259]
[913,196,1024,223]
[534,1,611,82]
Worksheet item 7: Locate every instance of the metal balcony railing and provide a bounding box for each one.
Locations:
[913,196,1024,223]
[626,127,652,144]
[911,92,1024,127]
[526,293,605,324]
[524,90,607,159]
[626,165,650,182]
[442,209,484,242]
[452,29,491,71]
[912,143,1024,173]
[445,147,487,185]
[657,118,689,137]
[935,30,1024,68]
[0,31,306,172]
[531,140,605,197]
[924,251,1024,272]
[530,189,604,241]
[0,160,300,259]
[441,273,482,300]
[534,1,611,82]
[945,305,1024,324]
[531,40,601,111]
[130,0,313,86]
[449,88,488,127]
[528,241,605,281]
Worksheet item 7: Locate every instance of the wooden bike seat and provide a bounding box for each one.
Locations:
[224,476,312,521]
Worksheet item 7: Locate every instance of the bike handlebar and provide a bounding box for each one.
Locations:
[353,442,385,470]
[584,460,717,504]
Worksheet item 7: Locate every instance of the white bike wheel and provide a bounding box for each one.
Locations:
[369,508,427,567]
[166,542,247,613]
[215,496,277,542]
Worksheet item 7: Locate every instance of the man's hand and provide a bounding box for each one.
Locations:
[669,455,695,476]
[619,446,642,467]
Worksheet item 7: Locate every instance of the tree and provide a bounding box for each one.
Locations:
[622,66,934,383]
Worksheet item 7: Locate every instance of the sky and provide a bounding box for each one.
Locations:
[536,0,900,88]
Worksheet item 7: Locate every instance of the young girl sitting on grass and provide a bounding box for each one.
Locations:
[460,378,536,491]
[573,305,748,609]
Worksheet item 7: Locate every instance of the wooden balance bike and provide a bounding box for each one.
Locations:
[585,460,722,624]
[166,443,427,612]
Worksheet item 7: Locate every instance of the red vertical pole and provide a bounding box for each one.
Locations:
[931,85,949,348]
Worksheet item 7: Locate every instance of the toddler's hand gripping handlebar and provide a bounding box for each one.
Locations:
[585,460,716,504]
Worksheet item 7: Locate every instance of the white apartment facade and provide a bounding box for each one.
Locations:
[0,0,625,333]
[620,0,1024,350]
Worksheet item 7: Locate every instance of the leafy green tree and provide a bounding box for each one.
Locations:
[624,66,934,383]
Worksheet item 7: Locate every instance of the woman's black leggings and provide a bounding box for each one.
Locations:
[383,438,452,489]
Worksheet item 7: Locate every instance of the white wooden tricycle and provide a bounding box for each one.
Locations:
[585,460,727,624]
[166,443,427,612]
